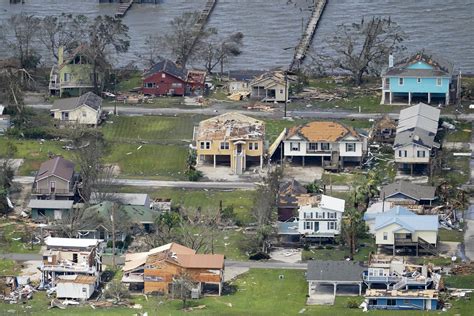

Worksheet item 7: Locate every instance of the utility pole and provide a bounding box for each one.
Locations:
[111,204,116,268]
[284,71,288,117]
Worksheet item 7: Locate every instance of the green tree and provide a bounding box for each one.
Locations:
[341,208,366,259]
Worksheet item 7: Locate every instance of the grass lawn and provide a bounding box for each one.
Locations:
[438,228,464,243]
[302,239,375,262]
[321,172,364,186]
[2,269,473,315]
[434,151,470,187]
[102,115,206,143]
[444,121,472,142]
[0,138,72,176]
[105,143,188,179]
[444,274,474,288]
[0,259,19,275]
[0,221,41,254]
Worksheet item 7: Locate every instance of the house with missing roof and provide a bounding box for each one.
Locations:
[394,103,441,174]
[28,199,74,221]
[193,112,265,175]
[282,121,367,170]
[381,50,460,105]
[278,195,345,243]
[364,206,438,256]
[364,289,439,311]
[380,181,437,206]
[31,157,77,200]
[122,243,224,296]
[49,45,98,97]
[277,180,309,221]
[142,59,206,96]
[40,237,104,299]
[362,254,440,291]
[51,92,103,126]
[250,71,289,102]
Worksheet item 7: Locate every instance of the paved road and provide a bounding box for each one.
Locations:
[463,122,474,261]
[13,176,352,191]
[0,253,306,270]
[26,103,474,121]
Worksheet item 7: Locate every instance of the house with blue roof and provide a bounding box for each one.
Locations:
[381,50,460,105]
[365,206,438,256]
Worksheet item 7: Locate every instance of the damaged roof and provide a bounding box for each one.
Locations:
[35,157,75,182]
[144,59,187,81]
[394,127,439,149]
[383,50,454,77]
[195,112,265,141]
[287,121,362,142]
[278,180,308,207]
[366,289,438,299]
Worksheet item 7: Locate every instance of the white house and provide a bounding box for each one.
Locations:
[51,91,103,126]
[282,121,367,169]
[56,275,96,300]
[365,206,438,256]
[394,103,440,174]
[250,71,288,102]
[298,195,345,239]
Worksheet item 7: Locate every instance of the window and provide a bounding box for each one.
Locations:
[279,89,284,94]
[82,111,87,117]
[436,78,442,86]
[417,150,426,158]
[82,287,87,293]
[417,78,422,83]
[383,232,388,240]
[403,299,411,304]
[290,142,300,151]
[220,142,229,150]
[50,181,56,193]
[64,73,71,82]
[328,222,337,230]
[200,141,210,150]
[38,209,46,217]
[249,143,253,150]
[345,143,356,152]
[316,212,325,219]
[320,143,330,151]
[328,212,336,219]
[308,143,318,152]
[253,142,259,150]
[398,150,407,157]
[399,77,404,85]
[161,73,166,78]
[145,82,155,88]
[171,83,182,88]
[387,299,396,306]
[72,253,78,263]
[304,222,312,230]
[304,212,313,219]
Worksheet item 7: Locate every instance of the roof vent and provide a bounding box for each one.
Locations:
[413,135,420,141]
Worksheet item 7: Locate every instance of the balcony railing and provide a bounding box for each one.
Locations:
[33,188,73,195]
[306,149,332,154]
[363,275,401,283]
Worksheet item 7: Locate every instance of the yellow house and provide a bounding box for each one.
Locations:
[194,112,265,175]
[51,92,103,126]
[370,206,438,256]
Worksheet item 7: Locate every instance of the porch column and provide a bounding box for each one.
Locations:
[408,92,412,105]
[359,283,362,296]
[393,244,396,256]
[218,282,222,296]
[333,283,337,296]
[428,92,431,104]
[196,154,200,164]
[445,92,449,105]
[416,243,419,257]
[389,92,393,104]
[213,155,216,168]
[260,155,263,170]
[302,156,305,167]
[381,91,386,104]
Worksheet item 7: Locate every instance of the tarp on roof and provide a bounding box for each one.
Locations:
[45,237,101,248]
[27,199,73,209]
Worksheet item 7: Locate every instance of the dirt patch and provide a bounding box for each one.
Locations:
[270,247,302,264]
[20,260,42,282]
[197,165,265,182]
[224,266,249,282]
[438,241,460,256]
[282,165,323,184]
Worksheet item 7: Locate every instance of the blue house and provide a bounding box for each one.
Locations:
[365,289,438,311]
[381,51,459,105]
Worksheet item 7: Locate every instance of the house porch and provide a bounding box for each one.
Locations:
[382,91,449,106]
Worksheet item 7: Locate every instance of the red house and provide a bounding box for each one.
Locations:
[142,60,205,96]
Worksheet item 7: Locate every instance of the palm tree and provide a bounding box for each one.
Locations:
[341,208,366,260]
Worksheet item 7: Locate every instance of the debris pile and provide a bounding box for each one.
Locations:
[0,283,35,303]
[451,263,474,275]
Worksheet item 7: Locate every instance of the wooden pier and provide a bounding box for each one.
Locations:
[289,0,327,71]
[115,0,134,18]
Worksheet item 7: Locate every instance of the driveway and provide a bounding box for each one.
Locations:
[307,284,335,305]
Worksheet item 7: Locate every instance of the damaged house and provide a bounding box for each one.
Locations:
[194,112,265,175]
[122,243,224,296]
[40,237,103,300]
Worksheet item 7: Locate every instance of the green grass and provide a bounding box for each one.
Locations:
[102,115,205,143]
[413,256,459,267]
[116,72,142,92]
[0,221,41,254]
[434,151,470,187]
[0,138,72,176]
[444,274,474,288]
[213,230,248,260]
[0,259,19,275]
[438,228,464,243]
[302,239,375,262]
[105,143,188,179]
[1,269,474,315]
[444,121,471,142]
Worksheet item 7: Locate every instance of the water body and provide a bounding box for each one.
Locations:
[1,0,473,72]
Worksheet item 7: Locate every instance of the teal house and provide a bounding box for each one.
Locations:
[28,199,74,221]
[381,51,460,105]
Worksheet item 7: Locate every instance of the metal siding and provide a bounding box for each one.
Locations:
[388,77,449,93]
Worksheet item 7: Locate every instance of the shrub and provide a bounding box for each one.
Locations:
[346,298,360,308]
[187,169,203,181]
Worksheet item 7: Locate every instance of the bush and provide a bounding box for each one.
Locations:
[346,298,360,309]
[187,169,203,181]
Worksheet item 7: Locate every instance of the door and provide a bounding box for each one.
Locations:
[54,210,62,220]
[50,181,56,193]
[313,222,319,233]
[236,143,242,153]
[72,253,78,263]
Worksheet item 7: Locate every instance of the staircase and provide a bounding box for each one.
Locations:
[418,237,438,255]
[392,277,407,290]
